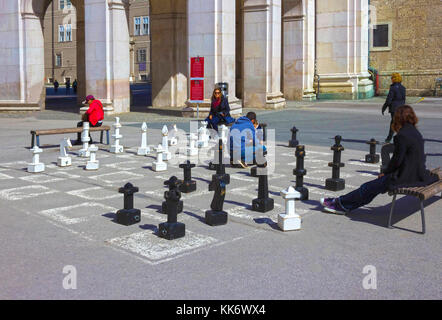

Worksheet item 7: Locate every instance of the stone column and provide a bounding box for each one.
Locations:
[83,0,130,114]
[150,0,188,109]
[183,0,242,117]
[282,0,315,100]
[242,0,286,109]
[315,0,373,99]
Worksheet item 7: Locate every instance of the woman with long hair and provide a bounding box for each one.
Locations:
[321,105,439,214]
[205,87,235,131]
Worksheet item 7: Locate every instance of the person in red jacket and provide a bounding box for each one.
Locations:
[73,95,104,145]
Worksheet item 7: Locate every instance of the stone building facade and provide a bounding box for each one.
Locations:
[369,0,442,96]
[0,0,374,114]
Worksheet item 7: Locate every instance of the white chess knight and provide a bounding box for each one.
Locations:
[198,121,209,148]
[186,133,198,156]
[161,125,172,161]
[278,186,302,231]
[28,146,45,173]
[152,144,167,171]
[86,144,99,170]
[168,124,178,146]
[110,117,124,153]
[78,122,90,157]
[58,138,72,167]
[137,122,150,156]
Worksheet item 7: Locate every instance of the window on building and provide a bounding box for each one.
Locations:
[59,0,64,10]
[66,24,72,41]
[134,17,141,36]
[56,54,62,67]
[371,22,392,51]
[137,48,147,63]
[67,0,71,9]
[58,25,65,42]
[142,17,149,35]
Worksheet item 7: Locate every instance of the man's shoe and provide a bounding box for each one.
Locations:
[237,160,248,169]
[320,197,346,215]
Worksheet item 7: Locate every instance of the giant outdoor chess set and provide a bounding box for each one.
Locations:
[0,118,385,265]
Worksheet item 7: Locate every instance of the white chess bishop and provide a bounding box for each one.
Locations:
[28,146,45,173]
[161,125,172,161]
[137,122,150,156]
[152,144,167,172]
[78,122,90,157]
[86,144,99,170]
[278,186,302,231]
[110,117,124,153]
[58,138,72,167]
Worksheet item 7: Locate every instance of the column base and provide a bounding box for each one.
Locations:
[266,92,286,109]
[314,75,374,100]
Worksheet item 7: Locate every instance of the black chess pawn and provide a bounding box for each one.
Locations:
[116,183,141,226]
[252,165,274,213]
[325,135,345,191]
[288,126,299,147]
[365,138,380,163]
[205,175,228,226]
[179,160,197,193]
[158,185,185,240]
[293,145,309,200]
[162,176,183,214]
[210,138,230,190]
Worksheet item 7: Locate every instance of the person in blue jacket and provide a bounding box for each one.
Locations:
[229,112,266,168]
[206,87,235,132]
[382,72,406,143]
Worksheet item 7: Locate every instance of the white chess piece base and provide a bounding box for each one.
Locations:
[278,213,301,231]
[86,160,99,170]
[28,163,45,173]
[110,145,124,153]
[78,149,90,158]
[152,161,167,171]
[57,156,72,167]
[137,147,150,156]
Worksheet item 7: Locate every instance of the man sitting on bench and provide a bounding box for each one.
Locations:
[73,95,104,145]
[320,105,439,214]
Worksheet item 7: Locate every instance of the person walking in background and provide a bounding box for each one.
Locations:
[205,87,235,132]
[54,79,59,94]
[65,78,71,95]
[382,72,406,143]
[73,79,78,94]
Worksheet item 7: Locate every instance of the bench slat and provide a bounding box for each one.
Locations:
[390,167,441,200]
[31,126,110,135]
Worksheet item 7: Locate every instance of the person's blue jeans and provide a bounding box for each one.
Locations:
[206,114,235,132]
[338,175,389,212]
[231,144,267,164]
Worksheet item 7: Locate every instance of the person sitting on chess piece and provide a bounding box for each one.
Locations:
[321,105,439,214]
[205,87,235,132]
[229,111,266,168]
[73,95,104,145]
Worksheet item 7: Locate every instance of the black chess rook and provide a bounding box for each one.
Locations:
[293,145,309,200]
[205,175,228,226]
[162,176,183,214]
[365,138,380,163]
[288,126,299,148]
[179,160,197,193]
[159,179,185,240]
[116,182,141,226]
[251,167,274,213]
[325,135,345,191]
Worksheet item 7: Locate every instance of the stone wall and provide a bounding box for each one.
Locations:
[369,0,442,96]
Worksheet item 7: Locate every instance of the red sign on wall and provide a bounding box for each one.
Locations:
[190,57,204,78]
[190,80,204,101]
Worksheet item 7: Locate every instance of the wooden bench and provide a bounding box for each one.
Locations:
[30,126,111,148]
[388,168,442,234]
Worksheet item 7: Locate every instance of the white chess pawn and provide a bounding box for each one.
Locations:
[58,138,72,167]
[78,122,90,157]
[86,144,99,170]
[278,186,302,231]
[28,146,45,173]
[169,124,178,146]
[152,144,167,171]
[187,133,199,156]
[198,121,209,148]
[137,122,150,156]
[161,125,172,161]
[110,117,124,153]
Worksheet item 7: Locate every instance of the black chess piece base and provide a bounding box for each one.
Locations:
[179,180,197,193]
[295,187,309,201]
[252,197,274,213]
[250,166,257,177]
[208,162,217,170]
[158,222,185,240]
[162,201,183,214]
[205,210,228,226]
[116,208,141,226]
[325,178,345,191]
[288,139,299,148]
[365,154,380,164]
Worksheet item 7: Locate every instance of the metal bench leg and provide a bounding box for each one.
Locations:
[387,194,397,229]
[106,130,110,145]
[31,133,35,148]
[100,131,104,144]
[36,135,40,147]
[420,200,426,234]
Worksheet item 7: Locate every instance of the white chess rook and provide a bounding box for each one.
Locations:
[86,144,99,170]
[137,122,150,156]
[152,144,167,171]
[161,125,172,161]
[278,186,302,231]
[58,138,72,167]
[28,146,45,173]
[110,117,124,153]
[78,122,90,157]
[187,133,198,156]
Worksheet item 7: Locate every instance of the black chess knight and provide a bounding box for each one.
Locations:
[205,175,228,226]
[158,178,185,240]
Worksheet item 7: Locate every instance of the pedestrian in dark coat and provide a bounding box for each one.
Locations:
[320,105,439,214]
[205,87,235,132]
[65,78,71,94]
[54,80,59,94]
[382,72,406,142]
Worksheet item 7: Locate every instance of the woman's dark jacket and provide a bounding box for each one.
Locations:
[382,82,406,114]
[209,96,231,118]
[384,123,439,190]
